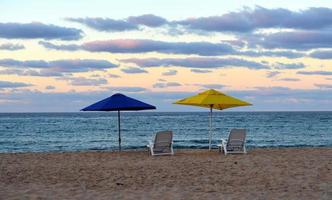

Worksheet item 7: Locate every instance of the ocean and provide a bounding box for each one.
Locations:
[0,112,331,153]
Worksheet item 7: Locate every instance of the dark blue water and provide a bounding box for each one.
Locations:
[0,112,331,153]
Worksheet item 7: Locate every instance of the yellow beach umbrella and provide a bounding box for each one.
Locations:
[174,89,252,150]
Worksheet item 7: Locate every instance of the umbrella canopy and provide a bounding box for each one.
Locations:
[174,89,251,150]
[175,89,251,110]
[82,93,156,151]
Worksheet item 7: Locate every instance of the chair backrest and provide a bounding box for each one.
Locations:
[227,129,246,150]
[153,131,173,152]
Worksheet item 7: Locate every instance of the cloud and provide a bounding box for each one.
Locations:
[45,85,56,90]
[82,39,235,56]
[58,77,108,86]
[29,70,63,77]
[49,59,118,72]
[121,67,148,74]
[309,50,332,59]
[25,69,64,77]
[0,43,25,51]
[229,87,332,111]
[315,84,332,89]
[278,78,300,82]
[64,7,332,35]
[0,22,82,40]
[127,14,168,27]
[253,86,291,92]
[266,71,281,78]
[221,40,245,48]
[0,89,154,112]
[0,69,23,75]
[105,86,147,92]
[153,83,163,88]
[0,59,48,68]
[176,7,332,32]
[153,82,181,88]
[66,17,138,32]
[121,57,269,70]
[297,71,332,75]
[191,69,212,73]
[165,82,181,87]
[274,62,305,70]
[39,39,306,59]
[240,50,304,59]
[2,87,332,112]
[67,14,167,32]
[250,30,332,50]
[39,41,80,51]
[200,84,225,89]
[0,58,118,76]
[41,39,236,56]
[90,74,101,78]
[162,69,177,76]
[108,74,121,78]
[0,81,32,89]
[0,68,64,77]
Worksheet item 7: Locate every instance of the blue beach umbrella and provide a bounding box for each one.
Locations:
[81,93,156,151]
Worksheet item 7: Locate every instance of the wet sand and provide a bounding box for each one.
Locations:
[0,148,331,199]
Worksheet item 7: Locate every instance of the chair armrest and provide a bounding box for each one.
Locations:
[217,139,227,153]
[220,138,227,145]
[147,140,153,148]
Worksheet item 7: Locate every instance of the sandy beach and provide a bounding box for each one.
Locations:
[0,148,331,199]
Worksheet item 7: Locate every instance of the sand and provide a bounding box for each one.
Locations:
[0,148,331,200]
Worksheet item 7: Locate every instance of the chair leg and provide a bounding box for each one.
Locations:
[223,146,227,155]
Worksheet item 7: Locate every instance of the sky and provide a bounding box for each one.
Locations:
[1,0,332,112]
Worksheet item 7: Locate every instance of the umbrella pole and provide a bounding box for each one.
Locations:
[118,110,121,152]
[209,105,212,150]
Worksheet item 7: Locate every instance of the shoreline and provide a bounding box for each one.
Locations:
[1,146,331,154]
[1,148,331,199]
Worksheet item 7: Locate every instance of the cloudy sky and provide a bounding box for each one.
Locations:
[1,0,332,112]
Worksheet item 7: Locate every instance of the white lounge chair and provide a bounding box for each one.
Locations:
[147,131,174,156]
[218,129,247,155]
